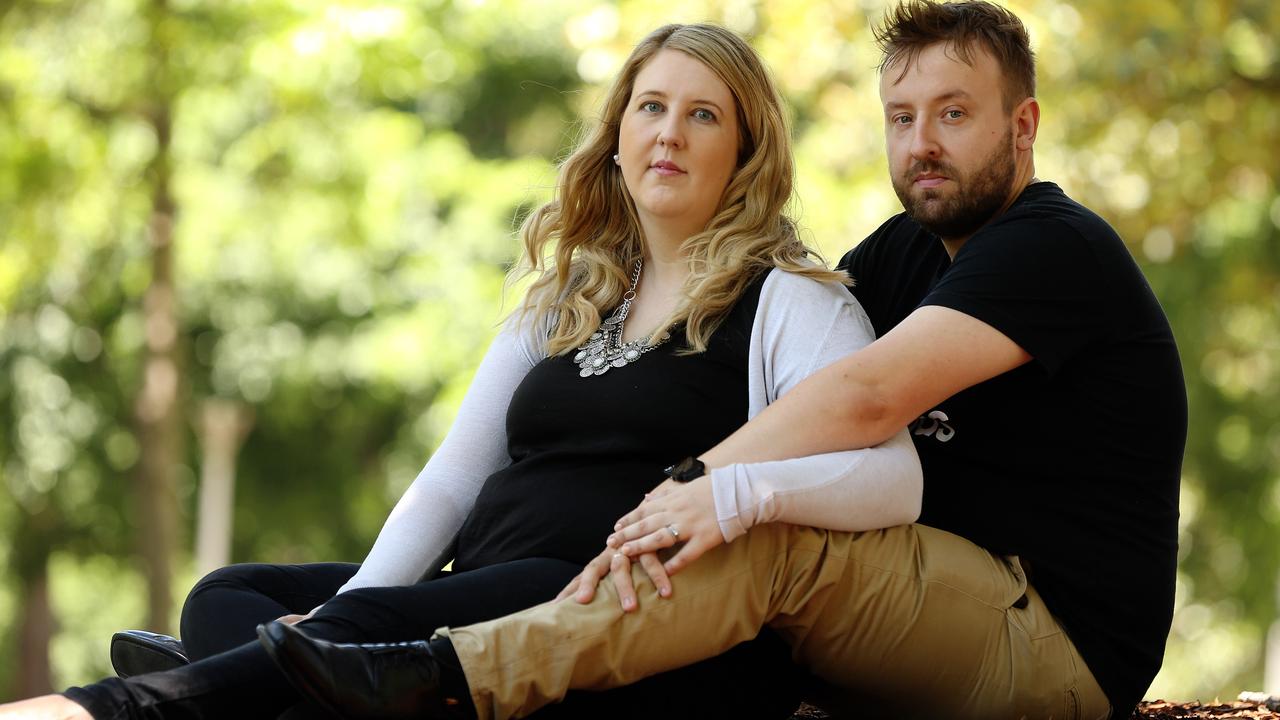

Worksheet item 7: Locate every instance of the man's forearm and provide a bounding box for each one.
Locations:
[701,305,1033,471]
[700,353,900,469]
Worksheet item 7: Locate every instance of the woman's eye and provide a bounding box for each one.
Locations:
[640,101,662,113]
[693,108,716,122]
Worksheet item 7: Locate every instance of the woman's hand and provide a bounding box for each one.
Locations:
[554,545,672,612]
[276,607,317,625]
[608,475,723,576]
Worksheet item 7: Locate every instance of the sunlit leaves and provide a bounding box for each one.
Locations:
[0,0,1276,702]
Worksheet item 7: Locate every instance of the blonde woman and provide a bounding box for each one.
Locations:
[2,23,920,720]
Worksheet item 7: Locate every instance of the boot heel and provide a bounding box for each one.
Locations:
[110,630,189,678]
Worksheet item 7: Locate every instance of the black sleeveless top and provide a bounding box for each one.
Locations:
[453,275,766,571]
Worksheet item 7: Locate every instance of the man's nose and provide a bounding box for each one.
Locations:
[908,122,941,161]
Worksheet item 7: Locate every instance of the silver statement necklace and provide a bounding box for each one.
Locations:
[573,259,670,378]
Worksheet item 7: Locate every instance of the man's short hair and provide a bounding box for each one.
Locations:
[874,0,1036,111]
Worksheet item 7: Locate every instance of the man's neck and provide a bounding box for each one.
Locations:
[940,172,1041,260]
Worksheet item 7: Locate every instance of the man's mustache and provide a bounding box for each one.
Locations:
[905,160,959,181]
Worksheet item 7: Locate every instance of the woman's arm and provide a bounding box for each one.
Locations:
[334,319,541,594]
[707,268,922,538]
[570,270,923,608]
[614,270,922,557]
[710,428,920,542]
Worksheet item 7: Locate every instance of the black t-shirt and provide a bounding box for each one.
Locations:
[839,182,1186,715]
[453,277,766,571]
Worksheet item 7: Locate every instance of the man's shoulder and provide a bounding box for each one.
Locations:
[837,211,931,271]
[989,181,1121,244]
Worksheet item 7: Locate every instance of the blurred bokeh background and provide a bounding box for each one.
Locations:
[1,0,1277,704]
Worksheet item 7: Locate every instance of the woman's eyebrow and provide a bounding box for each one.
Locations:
[634,89,726,114]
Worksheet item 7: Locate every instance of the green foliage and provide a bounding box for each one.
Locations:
[1,0,1276,703]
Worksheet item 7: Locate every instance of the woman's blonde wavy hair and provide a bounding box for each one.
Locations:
[513,23,847,355]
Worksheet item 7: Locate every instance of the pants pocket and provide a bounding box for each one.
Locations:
[1064,685,1081,720]
[1002,555,1030,609]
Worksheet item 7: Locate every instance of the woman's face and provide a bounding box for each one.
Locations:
[617,49,741,237]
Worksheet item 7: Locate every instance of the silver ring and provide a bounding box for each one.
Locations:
[666,524,680,541]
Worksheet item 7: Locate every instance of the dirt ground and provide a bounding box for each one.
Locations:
[787,697,1280,719]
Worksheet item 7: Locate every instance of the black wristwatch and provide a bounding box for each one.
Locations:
[663,457,706,483]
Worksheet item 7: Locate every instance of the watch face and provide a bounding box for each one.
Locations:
[670,457,704,481]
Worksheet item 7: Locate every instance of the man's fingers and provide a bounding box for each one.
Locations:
[610,552,638,612]
[637,552,672,598]
[572,553,612,603]
[555,575,580,602]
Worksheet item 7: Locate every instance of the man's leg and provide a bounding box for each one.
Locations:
[445,523,1109,720]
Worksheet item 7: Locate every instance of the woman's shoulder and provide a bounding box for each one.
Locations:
[500,307,555,364]
[759,265,857,310]
[757,265,874,343]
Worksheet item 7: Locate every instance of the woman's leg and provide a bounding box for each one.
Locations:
[63,559,580,720]
[298,559,577,642]
[180,563,359,660]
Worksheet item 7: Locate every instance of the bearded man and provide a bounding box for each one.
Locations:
[256,2,1186,718]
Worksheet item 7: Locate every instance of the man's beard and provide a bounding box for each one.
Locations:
[892,131,1016,239]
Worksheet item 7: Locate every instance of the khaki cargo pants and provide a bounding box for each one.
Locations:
[444,523,1111,719]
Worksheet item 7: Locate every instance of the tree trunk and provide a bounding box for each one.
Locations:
[1267,620,1279,694]
[11,515,54,702]
[132,0,181,634]
[195,399,253,577]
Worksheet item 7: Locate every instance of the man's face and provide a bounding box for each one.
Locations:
[880,42,1017,240]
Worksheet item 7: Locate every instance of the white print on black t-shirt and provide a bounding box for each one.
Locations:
[911,410,955,443]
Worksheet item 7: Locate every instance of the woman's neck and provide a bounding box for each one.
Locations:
[621,231,691,344]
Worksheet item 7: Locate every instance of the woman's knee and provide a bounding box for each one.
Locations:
[184,563,271,608]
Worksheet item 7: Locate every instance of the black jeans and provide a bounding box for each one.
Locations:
[68,559,803,719]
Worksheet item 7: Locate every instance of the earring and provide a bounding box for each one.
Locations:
[612,153,620,164]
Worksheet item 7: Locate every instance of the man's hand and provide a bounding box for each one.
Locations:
[554,545,671,612]
[609,475,722,576]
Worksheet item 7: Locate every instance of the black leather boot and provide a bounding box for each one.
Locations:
[257,621,476,720]
[110,630,190,678]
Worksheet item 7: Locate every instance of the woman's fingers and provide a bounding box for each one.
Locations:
[613,504,654,534]
[608,515,665,547]
[610,551,638,612]
[619,525,679,556]
[664,535,717,576]
[613,479,682,533]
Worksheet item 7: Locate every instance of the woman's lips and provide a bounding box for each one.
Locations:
[651,160,685,176]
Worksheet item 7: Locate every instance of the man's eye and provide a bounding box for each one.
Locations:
[893,115,912,125]
[946,110,965,119]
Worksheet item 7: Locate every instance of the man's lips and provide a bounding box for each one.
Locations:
[913,173,948,189]
[651,160,685,176]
